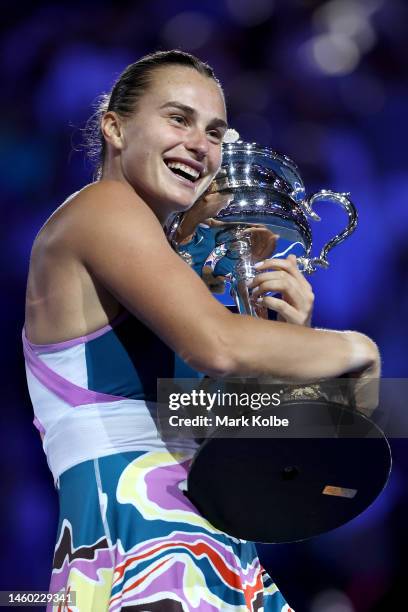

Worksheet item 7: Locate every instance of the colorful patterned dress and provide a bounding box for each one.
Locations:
[23,313,293,611]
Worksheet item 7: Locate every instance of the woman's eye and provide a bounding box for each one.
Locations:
[208,130,224,143]
[170,115,187,126]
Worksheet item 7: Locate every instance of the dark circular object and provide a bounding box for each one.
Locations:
[186,401,391,543]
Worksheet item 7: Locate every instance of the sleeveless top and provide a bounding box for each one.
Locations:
[22,312,199,483]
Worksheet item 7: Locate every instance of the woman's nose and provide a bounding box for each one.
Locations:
[185,127,209,159]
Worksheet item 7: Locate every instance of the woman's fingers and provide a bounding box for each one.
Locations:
[250,255,314,325]
[251,274,303,307]
[255,255,310,289]
[255,295,304,325]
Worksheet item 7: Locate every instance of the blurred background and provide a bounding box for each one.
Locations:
[1,0,407,610]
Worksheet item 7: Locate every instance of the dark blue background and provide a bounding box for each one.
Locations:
[1,1,407,610]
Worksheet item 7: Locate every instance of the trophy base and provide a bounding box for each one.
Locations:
[185,401,391,543]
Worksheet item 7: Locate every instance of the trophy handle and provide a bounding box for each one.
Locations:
[298,190,358,274]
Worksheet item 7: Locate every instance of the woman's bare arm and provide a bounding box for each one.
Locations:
[70,181,379,385]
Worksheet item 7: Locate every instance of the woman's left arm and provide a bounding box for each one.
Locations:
[250,254,315,326]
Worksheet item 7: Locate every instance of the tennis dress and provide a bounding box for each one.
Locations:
[23,312,293,611]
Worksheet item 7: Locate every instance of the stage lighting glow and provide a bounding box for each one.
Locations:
[310,33,361,76]
[313,0,380,52]
[311,588,355,612]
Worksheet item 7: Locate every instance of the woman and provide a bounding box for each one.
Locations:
[23,50,379,611]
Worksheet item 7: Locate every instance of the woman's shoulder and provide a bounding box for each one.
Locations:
[79,179,137,200]
[52,179,140,216]
[65,180,141,215]
[70,180,155,225]
[35,180,147,247]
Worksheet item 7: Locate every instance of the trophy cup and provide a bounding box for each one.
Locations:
[166,137,391,543]
[168,138,358,313]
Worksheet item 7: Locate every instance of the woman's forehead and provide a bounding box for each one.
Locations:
[146,65,226,117]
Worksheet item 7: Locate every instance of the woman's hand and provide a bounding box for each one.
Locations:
[250,255,314,326]
[176,192,233,244]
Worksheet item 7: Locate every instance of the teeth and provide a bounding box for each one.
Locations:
[166,161,200,180]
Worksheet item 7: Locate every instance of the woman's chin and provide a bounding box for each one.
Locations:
[169,197,197,213]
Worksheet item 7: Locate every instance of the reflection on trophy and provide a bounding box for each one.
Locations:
[166,136,390,544]
[168,137,358,314]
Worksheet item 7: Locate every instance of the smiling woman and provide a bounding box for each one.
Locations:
[23,49,379,612]
[89,53,228,223]
[22,51,292,611]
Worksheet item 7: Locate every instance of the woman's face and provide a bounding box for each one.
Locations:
[118,65,227,222]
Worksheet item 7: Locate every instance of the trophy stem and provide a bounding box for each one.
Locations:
[228,236,257,316]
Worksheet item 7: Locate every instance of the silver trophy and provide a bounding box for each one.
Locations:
[168,137,358,314]
[166,137,390,543]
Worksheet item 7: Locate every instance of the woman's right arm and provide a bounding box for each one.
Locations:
[71,182,379,401]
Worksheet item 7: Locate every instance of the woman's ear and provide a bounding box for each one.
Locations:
[101,111,125,151]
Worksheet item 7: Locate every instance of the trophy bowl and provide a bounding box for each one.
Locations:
[168,140,358,312]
